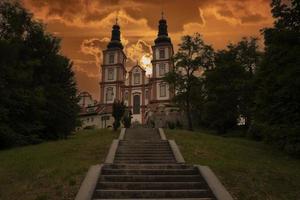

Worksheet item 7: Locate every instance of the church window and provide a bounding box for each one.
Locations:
[106,87,114,101]
[145,90,149,99]
[160,84,166,97]
[159,63,165,76]
[109,54,114,64]
[134,73,140,84]
[108,68,114,80]
[133,95,140,114]
[159,49,165,59]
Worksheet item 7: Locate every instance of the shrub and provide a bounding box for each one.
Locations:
[167,121,175,129]
[123,115,131,128]
[247,121,265,141]
[83,125,95,130]
[176,120,183,129]
[263,125,300,157]
[247,122,300,157]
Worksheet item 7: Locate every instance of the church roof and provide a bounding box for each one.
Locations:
[107,22,123,49]
[154,13,171,45]
[128,64,146,73]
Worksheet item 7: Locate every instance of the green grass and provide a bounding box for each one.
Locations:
[0,129,118,200]
[166,129,300,200]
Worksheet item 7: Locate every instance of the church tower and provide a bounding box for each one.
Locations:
[150,13,174,104]
[100,20,126,104]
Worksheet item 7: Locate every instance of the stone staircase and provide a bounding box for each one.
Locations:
[91,128,217,199]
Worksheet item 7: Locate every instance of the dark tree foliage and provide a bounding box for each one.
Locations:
[164,33,214,131]
[123,109,132,128]
[228,38,262,128]
[203,50,244,133]
[0,1,79,148]
[202,37,261,134]
[112,100,125,131]
[254,0,300,156]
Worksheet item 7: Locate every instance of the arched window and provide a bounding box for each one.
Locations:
[134,73,140,84]
[145,90,149,100]
[109,53,114,64]
[159,49,165,59]
[106,87,114,101]
[124,91,128,100]
[159,63,165,76]
[160,84,166,97]
[108,68,114,80]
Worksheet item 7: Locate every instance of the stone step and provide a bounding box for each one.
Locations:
[119,142,169,145]
[100,175,202,182]
[102,164,194,170]
[119,141,169,144]
[113,160,176,163]
[114,156,174,160]
[101,168,199,175]
[93,189,212,199]
[116,152,174,156]
[118,145,171,148]
[97,181,205,190]
[114,155,174,159]
[114,158,175,162]
[119,145,170,148]
[117,148,172,153]
[94,198,213,200]
[117,147,171,152]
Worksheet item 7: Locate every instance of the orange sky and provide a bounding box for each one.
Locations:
[21,0,274,100]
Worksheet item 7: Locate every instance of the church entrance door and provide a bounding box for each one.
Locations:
[133,95,140,114]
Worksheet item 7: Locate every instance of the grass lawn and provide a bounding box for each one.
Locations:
[0,129,118,200]
[166,129,300,200]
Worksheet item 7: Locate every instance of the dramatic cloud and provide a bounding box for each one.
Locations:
[22,0,274,100]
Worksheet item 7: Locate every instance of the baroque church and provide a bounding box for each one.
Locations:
[78,15,181,128]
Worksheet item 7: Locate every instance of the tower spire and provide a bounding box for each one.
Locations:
[115,11,119,25]
[154,11,171,44]
[107,15,123,49]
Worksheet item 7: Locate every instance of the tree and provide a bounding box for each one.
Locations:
[0,1,79,148]
[164,33,214,131]
[123,109,132,128]
[254,0,300,156]
[112,100,125,131]
[228,38,262,128]
[202,38,261,133]
[202,50,244,133]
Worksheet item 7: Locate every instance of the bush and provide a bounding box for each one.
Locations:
[83,125,95,130]
[176,120,183,129]
[113,121,121,131]
[167,121,175,129]
[250,123,300,157]
[247,121,265,141]
[263,125,300,157]
[123,115,131,128]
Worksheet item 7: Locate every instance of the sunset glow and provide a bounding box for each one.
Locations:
[140,54,152,75]
[21,0,274,99]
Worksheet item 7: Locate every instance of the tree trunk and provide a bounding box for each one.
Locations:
[186,98,193,131]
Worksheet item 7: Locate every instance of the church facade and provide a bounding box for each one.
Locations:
[98,15,175,124]
[77,15,183,129]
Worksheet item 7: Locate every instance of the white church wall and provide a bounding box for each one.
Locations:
[80,115,102,128]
